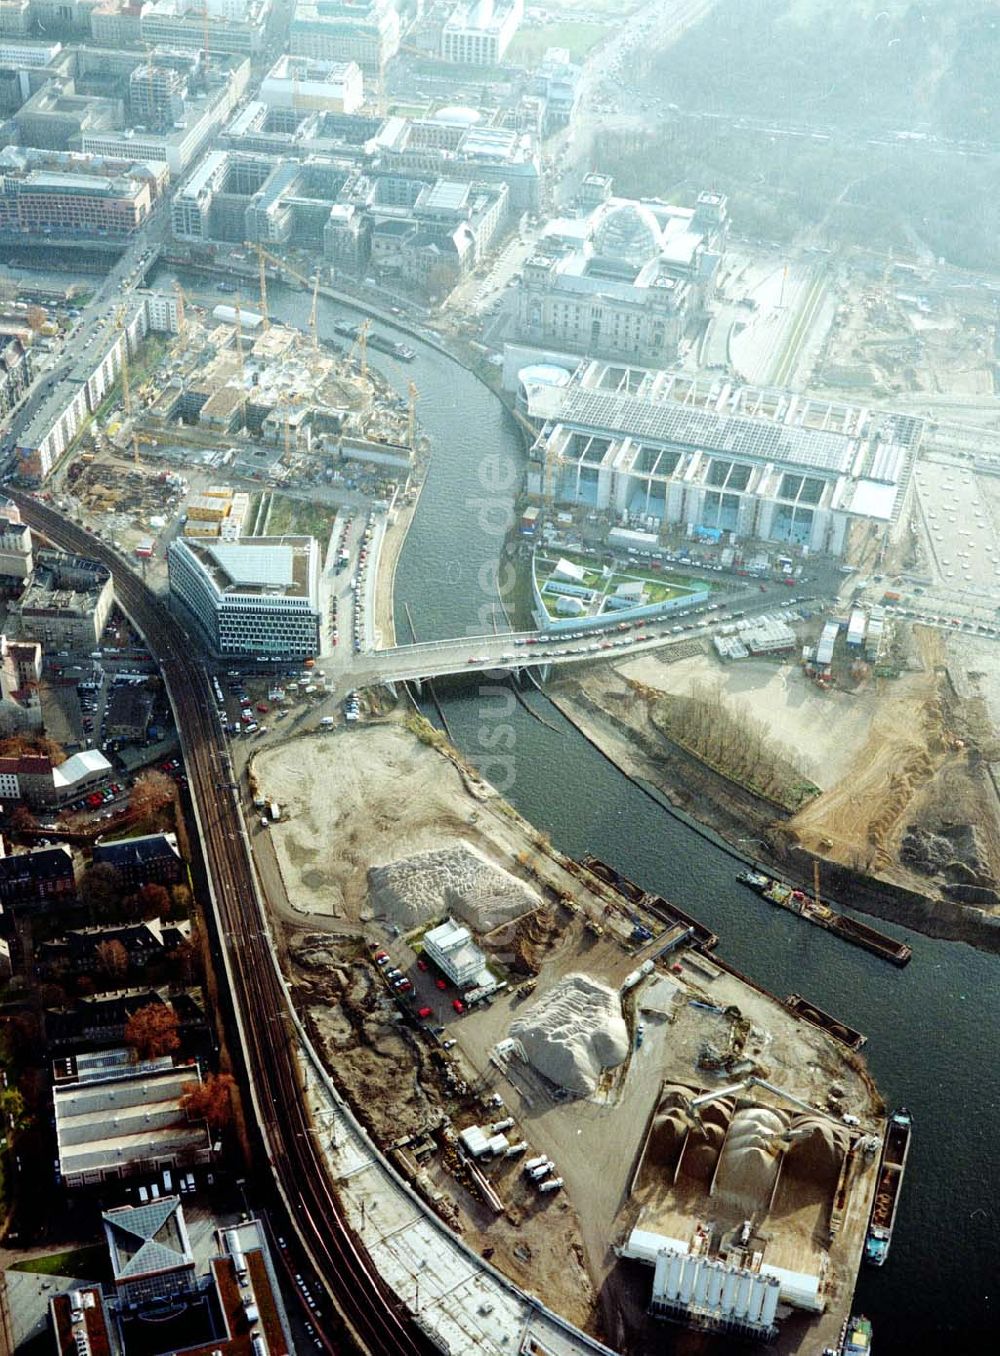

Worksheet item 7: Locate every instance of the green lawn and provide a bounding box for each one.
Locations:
[12,1245,111,1280]
[507,21,607,67]
[265,495,337,543]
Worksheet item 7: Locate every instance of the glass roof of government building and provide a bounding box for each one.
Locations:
[560,387,856,475]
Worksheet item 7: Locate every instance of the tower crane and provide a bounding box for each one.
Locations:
[233,292,245,386]
[350,318,371,380]
[114,306,132,420]
[173,281,187,338]
[407,380,418,449]
[309,272,321,352]
[256,243,270,331]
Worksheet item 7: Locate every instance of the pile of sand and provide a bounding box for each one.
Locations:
[367,844,539,932]
[510,973,628,1096]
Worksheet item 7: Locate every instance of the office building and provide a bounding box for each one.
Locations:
[16,295,151,481]
[74,48,251,176]
[0,335,31,423]
[0,747,113,807]
[529,47,581,133]
[290,0,400,75]
[50,1212,293,1355]
[441,0,523,65]
[0,147,154,241]
[260,52,364,114]
[92,831,185,889]
[0,632,42,733]
[168,536,321,659]
[526,361,923,558]
[0,841,77,912]
[139,0,271,56]
[40,915,191,975]
[46,985,208,1051]
[423,916,490,988]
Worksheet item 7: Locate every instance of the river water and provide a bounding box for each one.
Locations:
[178,275,997,1351]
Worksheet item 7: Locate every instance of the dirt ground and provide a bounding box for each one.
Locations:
[256,724,481,923]
[254,715,885,1351]
[617,650,886,789]
[591,632,1000,902]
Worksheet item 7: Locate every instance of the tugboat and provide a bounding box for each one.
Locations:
[865,1108,912,1265]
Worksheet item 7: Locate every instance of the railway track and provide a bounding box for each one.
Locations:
[12,494,435,1356]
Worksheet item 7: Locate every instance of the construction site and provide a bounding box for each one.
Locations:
[44,272,426,566]
[254,716,884,1354]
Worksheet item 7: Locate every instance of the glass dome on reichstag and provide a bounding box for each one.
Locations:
[590,202,663,269]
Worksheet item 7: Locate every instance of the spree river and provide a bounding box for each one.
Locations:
[201,276,996,1351]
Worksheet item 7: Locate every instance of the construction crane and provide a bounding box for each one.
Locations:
[407,380,418,449]
[686,1076,843,1127]
[233,292,245,385]
[309,273,321,352]
[350,318,371,380]
[173,281,187,338]
[256,243,270,331]
[255,243,316,293]
[114,306,132,419]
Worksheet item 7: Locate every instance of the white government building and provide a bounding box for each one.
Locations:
[525,361,923,558]
[167,536,321,659]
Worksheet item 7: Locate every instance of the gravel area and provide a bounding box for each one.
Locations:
[369,843,540,932]
[510,973,628,1096]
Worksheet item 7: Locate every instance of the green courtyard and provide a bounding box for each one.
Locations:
[534,549,710,621]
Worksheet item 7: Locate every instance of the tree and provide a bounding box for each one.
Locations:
[0,734,66,766]
[0,1087,25,1131]
[125,1002,180,1060]
[128,878,169,922]
[129,770,175,819]
[180,1072,235,1129]
[95,939,129,978]
[80,862,124,922]
[25,304,46,332]
[8,805,38,834]
[171,883,192,914]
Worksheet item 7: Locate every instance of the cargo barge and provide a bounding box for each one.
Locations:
[581,855,719,951]
[865,1108,912,1265]
[736,869,912,967]
[333,319,415,361]
[783,993,867,1050]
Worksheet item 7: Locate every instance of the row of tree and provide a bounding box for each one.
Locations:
[653,679,812,809]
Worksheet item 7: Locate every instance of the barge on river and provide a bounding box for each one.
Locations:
[865,1108,912,1266]
[783,993,867,1050]
[736,869,912,967]
[333,319,415,361]
[581,854,719,951]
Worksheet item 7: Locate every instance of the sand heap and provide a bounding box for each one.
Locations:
[368,844,539,932]
[510,973,629,1096]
